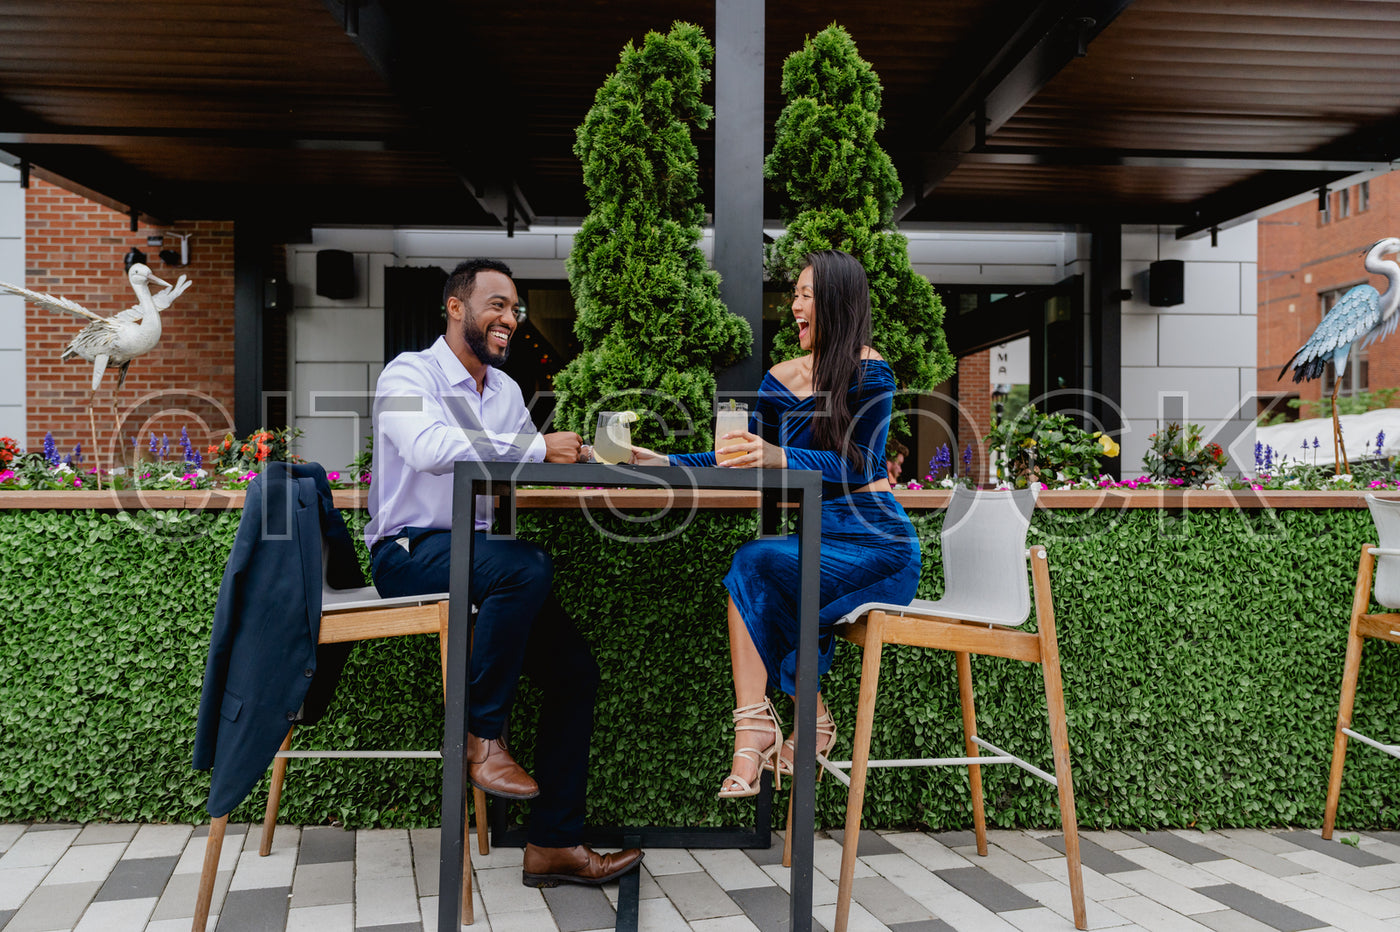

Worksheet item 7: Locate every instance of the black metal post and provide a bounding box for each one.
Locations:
[714,0,765,393]
[1090,223,1123,478]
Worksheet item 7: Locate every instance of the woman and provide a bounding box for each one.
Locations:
[632,249,922,798]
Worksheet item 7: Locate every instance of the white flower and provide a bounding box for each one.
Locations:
[940,477,955,488]
[1285,478,1301,487]
[55,462,72,474]
[1331,474,1354,483]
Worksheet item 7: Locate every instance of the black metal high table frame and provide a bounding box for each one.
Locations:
[440,461,822,932]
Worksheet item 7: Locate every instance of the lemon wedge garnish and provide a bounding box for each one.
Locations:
[618,410,638,425]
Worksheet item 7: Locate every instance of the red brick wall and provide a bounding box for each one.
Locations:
[957,348,991,480]
[1258,174,1400,414]
[24,179,236,470]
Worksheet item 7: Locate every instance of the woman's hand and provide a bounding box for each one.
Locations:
[716,430,788,469]
[629,445,670,467]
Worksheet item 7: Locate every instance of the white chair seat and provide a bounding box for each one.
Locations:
[837,595,1031,628]
[321,586,451,613]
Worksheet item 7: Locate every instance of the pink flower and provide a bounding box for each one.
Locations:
[0,469,13,483]
[73,477,81,487]
[327,471,341,482]
[906,480,923,490]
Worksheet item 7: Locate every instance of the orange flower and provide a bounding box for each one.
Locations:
[241,444,251,454]
[256,442,270,461]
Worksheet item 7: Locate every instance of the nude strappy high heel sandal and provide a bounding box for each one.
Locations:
[718,698,781,798]
[773,707,837,778]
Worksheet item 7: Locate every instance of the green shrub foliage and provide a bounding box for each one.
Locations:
[553,22,751,452]
[764,25,954,393]
[4,504,1400,832]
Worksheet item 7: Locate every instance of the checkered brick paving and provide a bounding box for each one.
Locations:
[3,822,1399,931]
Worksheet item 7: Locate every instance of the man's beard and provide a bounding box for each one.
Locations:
[464,318,510,366]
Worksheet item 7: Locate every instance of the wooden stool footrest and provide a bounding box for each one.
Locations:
[1342,727,1400,759]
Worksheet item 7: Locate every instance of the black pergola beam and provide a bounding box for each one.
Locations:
[898,0,1135,220]
[0,127,417,153]
[1174,114,1400,239]
[965,146,1392,174]
[0,145,176,227]
[321,0,529,231]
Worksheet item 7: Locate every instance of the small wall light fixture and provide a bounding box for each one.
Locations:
[159,233,191,267]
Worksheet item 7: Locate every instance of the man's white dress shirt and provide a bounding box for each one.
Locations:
[365,336,546,546]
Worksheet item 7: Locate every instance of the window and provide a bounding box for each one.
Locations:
[1319,286,1368,397]
[1359,181,1370,213]
[1339,188,1351,220]
[1319,193,1331,226]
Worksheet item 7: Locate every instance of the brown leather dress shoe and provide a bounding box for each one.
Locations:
[467,734,539,800]
[521,843,644,887]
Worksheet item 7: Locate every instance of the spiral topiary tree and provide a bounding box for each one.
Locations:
[553,21,751,452]
[764,24,954,394]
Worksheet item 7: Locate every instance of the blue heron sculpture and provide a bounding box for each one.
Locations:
[1280,236,1400,474]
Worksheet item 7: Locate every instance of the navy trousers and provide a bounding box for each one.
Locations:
[372,529,599,847]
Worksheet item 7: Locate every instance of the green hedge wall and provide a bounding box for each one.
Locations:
[2,505,1399,832]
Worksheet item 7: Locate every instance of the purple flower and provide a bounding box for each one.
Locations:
[1377,431,1386,457]
[42,432,58,466]
[72,443,82,464]
[160,434,170,461]
[149,432,158,457]
[962,445,973,471]
[180,426,194,463]
[191,450,203,469]
[1313,437,1321,449]
[1253,441,1263,471]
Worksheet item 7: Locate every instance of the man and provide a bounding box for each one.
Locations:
[886,439,908,485]
[366,258,642,887]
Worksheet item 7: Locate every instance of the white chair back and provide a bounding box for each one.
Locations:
[1366,495,1400,608]
[935,486,1038,627]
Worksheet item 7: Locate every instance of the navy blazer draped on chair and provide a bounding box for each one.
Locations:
[192,461,364,817]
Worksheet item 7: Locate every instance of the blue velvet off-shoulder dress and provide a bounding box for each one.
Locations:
[670,359,921,696]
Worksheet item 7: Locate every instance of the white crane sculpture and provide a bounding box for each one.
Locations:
[1280,236,1400,475]
[0,263,192,488]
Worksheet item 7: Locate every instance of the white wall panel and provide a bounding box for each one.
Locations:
[1121,366,1244,422]
[294,306,383,362]
[1121,313,1158,367]
[1158,315,1256,368]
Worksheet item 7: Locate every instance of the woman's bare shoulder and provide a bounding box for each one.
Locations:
[769,355,811,378]
[860,346,885,361]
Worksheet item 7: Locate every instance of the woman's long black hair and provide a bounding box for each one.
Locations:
[806,249,871,466]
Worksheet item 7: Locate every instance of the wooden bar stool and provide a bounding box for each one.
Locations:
[783,487,1086,932]
[1324,493,1400,838]
[192,585,489,930]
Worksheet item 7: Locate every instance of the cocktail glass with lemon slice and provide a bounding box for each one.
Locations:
[714,401,748,464]
[593,410,638,464]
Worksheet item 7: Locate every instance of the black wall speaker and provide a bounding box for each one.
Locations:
[316,249,357,300]
[1148,259,1184,307]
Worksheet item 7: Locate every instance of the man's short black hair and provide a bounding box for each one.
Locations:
[443,258,513,310]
